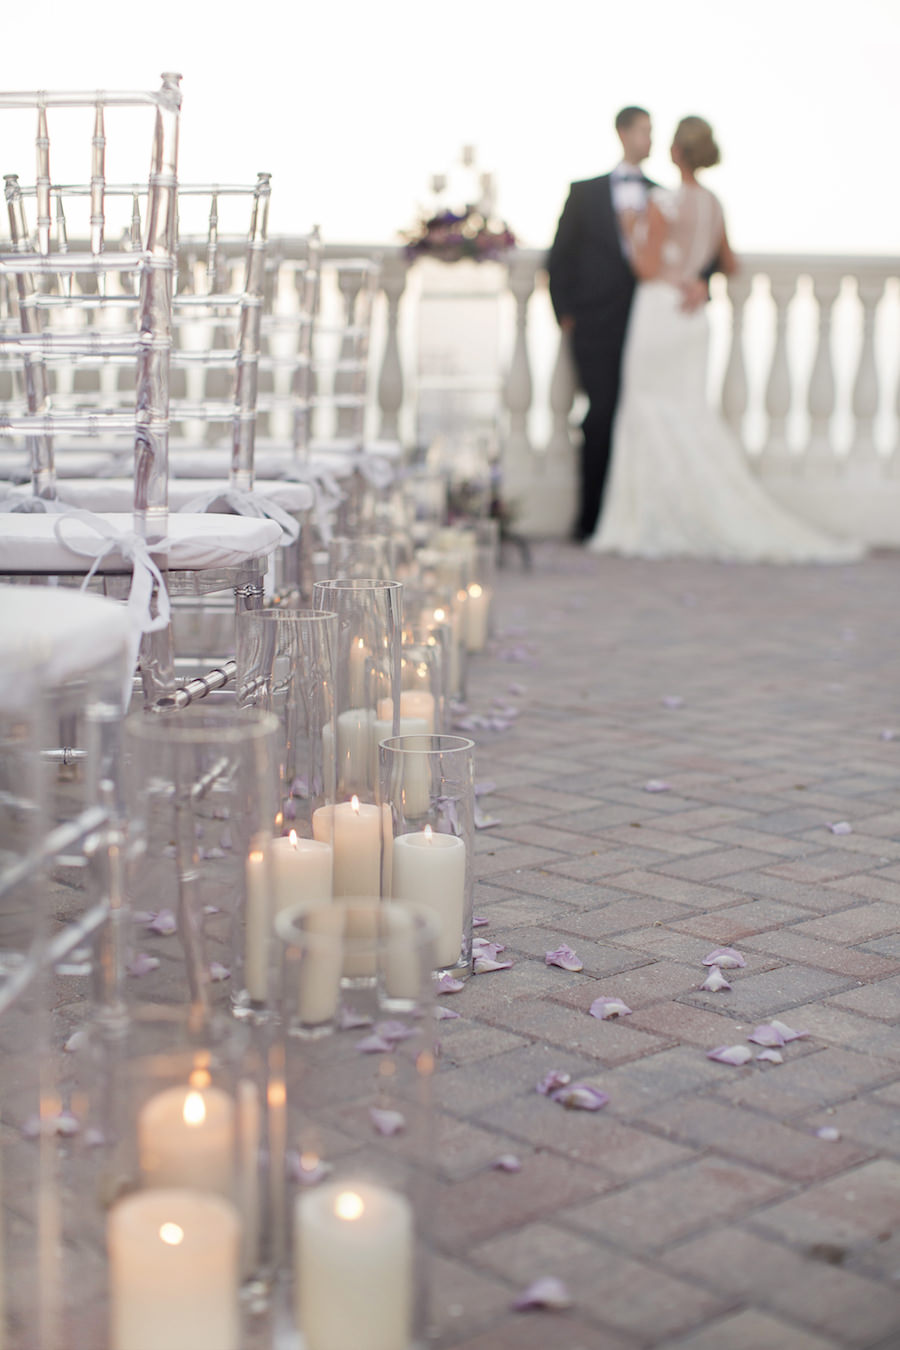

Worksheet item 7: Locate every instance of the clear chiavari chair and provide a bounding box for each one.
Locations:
[0,77,282,705]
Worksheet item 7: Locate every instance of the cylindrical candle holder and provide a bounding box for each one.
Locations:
[274,899,437,1349]
[408,588,467,704]
[379,734,475,979]
[122,707,280,1017]
[235,611,337,1010]
[398,624,445,735]
[312,578,402,807]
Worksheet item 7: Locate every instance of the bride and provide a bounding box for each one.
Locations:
[589,116,861,563]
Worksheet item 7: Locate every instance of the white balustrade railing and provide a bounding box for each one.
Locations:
[238,240,900,543]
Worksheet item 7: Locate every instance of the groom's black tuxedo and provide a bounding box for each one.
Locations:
[547,172,653,540]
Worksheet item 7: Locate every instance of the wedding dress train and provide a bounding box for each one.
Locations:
[589,188,861,564]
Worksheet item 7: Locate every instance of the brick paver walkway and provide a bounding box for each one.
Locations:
[434,543,900,1350]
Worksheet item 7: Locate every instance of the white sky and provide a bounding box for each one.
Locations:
[6,0,900,256]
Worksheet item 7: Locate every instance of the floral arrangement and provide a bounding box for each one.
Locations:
[403,205,516,263]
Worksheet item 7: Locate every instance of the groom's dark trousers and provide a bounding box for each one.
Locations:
[547,174,643,541]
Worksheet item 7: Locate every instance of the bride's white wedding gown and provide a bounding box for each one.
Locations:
[589,185,861,563]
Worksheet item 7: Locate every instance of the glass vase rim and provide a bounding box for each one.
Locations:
[237,607,338,623]
[379,733,474,757]
[313,577,403,593]
[274,896,440,955]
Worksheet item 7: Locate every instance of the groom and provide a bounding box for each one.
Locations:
[548,106,655,542]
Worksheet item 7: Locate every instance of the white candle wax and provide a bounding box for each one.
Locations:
[295,1180,412,1350]
[348,637,369,707]
[312,797,383,898]
[139,1084,235,1203]
[323,708,373,795]
[245,836,334,1002]
[236,1080,260,1277]
[392,828,466,968]
[109,1189,240,1350]
[275,902,346,1026]
[465,583,491,653]
[371,715,429,797]
[378,691,436,733]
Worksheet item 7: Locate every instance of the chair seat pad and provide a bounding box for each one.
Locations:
[1,479,315,514]
[0,512,282,575]
[0,583,131,705]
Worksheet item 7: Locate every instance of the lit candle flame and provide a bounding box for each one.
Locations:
[355,637,365,651]
[350,794,360,815]
[249,849,264,864]
[468,583,483,599]
[159,1222,184,1246]
[424,824,434,843]
[182,1090,206,1127]
[433,608,446,623]
[189,1067,211,1089]
[274,811,284,828]
[335,1191,365,1221]
[289,829,298,849]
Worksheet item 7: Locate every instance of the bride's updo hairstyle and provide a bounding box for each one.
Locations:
[674,116,720,171]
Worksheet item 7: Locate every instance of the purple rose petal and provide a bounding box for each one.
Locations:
[879,729,897,742]
[374,1020,416,1043]
[132,910,155,925]
[83,1126,106,1149]
[512,1276,572,1312]
[436,973,464,994]
[661,695,684,709]
[219,827,233,850]
[209,962,231,982]
[550,1083,610,1111]
[702,947,746,969]
[64,1030,88,1053]
[756,1049,784,1064]
[827,821,852,835]
[473,955,513,974]
[355,1034,394,1054]
[369,1107,405,1137]
[474,780,497,797]
[23,1108,81,1140]
[700,967,732,993]
[768,1019,810,1042]
[338,1006,374,1031]
[126,953,160,977]
[147,909,177,936]
[707,1044,754,1066]
[536,1069,571,1097]
[644,779,671,793]
[203,904,220,916]
[545,943,584,972]
[507,682,527,696]
[434,1005,461,1021]
[492,1154,522,1172]
[472,915,490,928]
[589,996,632,1020]
[21,1114,41,1140]
[287,1149,334,1186]
[748,1024,786,1047]
[815,1125,841,1141]
[473,938,506,959]
[204,846,226,860]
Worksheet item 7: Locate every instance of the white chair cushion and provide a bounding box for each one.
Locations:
[0,512,281,574]
[0,583,131,708]
[1,479,315,514]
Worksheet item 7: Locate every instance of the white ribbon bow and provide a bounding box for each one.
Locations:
[178,486,300,545]
[277,464,345,543]
[52,507,173,708]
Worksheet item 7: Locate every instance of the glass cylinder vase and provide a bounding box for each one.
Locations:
[122,707,280,1018]
[378,734,475,979]
[274,899,437,1350]
[311,578,402,813]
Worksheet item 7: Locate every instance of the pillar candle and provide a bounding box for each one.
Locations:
[236,1079,260,1278]
[108,1189,240,1350]
[295,1180,412,1350]
[312,796,383,897]
[378,691,435,732]
[244,835,333,1002]
[348,637,368,707]
[391,827,466,968]
[323,708,373,795]
[138,1084,235,1202]
[465,583,491,653]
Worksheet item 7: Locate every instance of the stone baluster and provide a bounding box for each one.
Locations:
[722,272,751,442]
[806,274,841,466]
[335,264,366,439]
[849,275,885,469]
[502,253,536,506]
[760,274,796,472]
[376,252,409,442]
[547,328,578,457]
